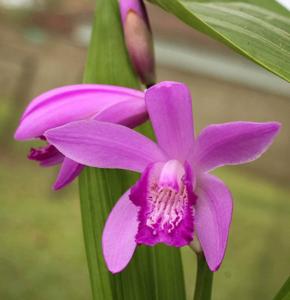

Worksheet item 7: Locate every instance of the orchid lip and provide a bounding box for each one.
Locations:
[151,160,188,233]
[130,160,196,247]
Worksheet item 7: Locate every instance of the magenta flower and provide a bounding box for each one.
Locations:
[119,0,155,86]
[44,81,280,272]
[14,84,147,189]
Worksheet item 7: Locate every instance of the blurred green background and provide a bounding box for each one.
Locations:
[0,1,289,300]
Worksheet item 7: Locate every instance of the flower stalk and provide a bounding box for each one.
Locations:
[193,254,214,300]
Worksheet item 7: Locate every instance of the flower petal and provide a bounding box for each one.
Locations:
[195,174,233,271]
[145,81,195,161]
[28,144,64,167]
[193,122,281,172]
[102,190,138,274]
[95,99,148,128]
[40,152,64,167]
[53,158,84,190]
[15,84,144,140]
[45,120,167,173]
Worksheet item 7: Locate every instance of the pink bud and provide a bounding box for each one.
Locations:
[119,0,156,87]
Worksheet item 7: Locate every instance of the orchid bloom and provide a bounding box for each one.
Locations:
[44,81,280,272]
[14,84,147,189]
[119,0,155,86]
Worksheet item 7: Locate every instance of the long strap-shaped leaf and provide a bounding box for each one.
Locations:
[273,276,290,300]
[79,0,186,299]
[148,0,290,82]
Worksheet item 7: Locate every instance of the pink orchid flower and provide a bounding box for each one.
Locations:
[44,81,280,272]
[14,84,147,189]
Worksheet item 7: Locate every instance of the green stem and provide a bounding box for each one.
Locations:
[193,254,214,300]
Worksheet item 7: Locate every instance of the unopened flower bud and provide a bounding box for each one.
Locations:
[119,0,155,87]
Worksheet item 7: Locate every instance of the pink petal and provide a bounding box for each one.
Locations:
[45,120,167,173]
[195,174,233,271]
[102,190,138,273]
[145,82,195,161]
[95,99,148,128]
[40,152,64,167]
[28,144,64,167]
[15,84,144,140]
[53,158,84,190]
[193,122,281,172]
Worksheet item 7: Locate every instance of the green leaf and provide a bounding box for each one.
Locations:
[273,276,290,300]
[193,254,213,300]
[148,0,290,82]
[79,0,186,299]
